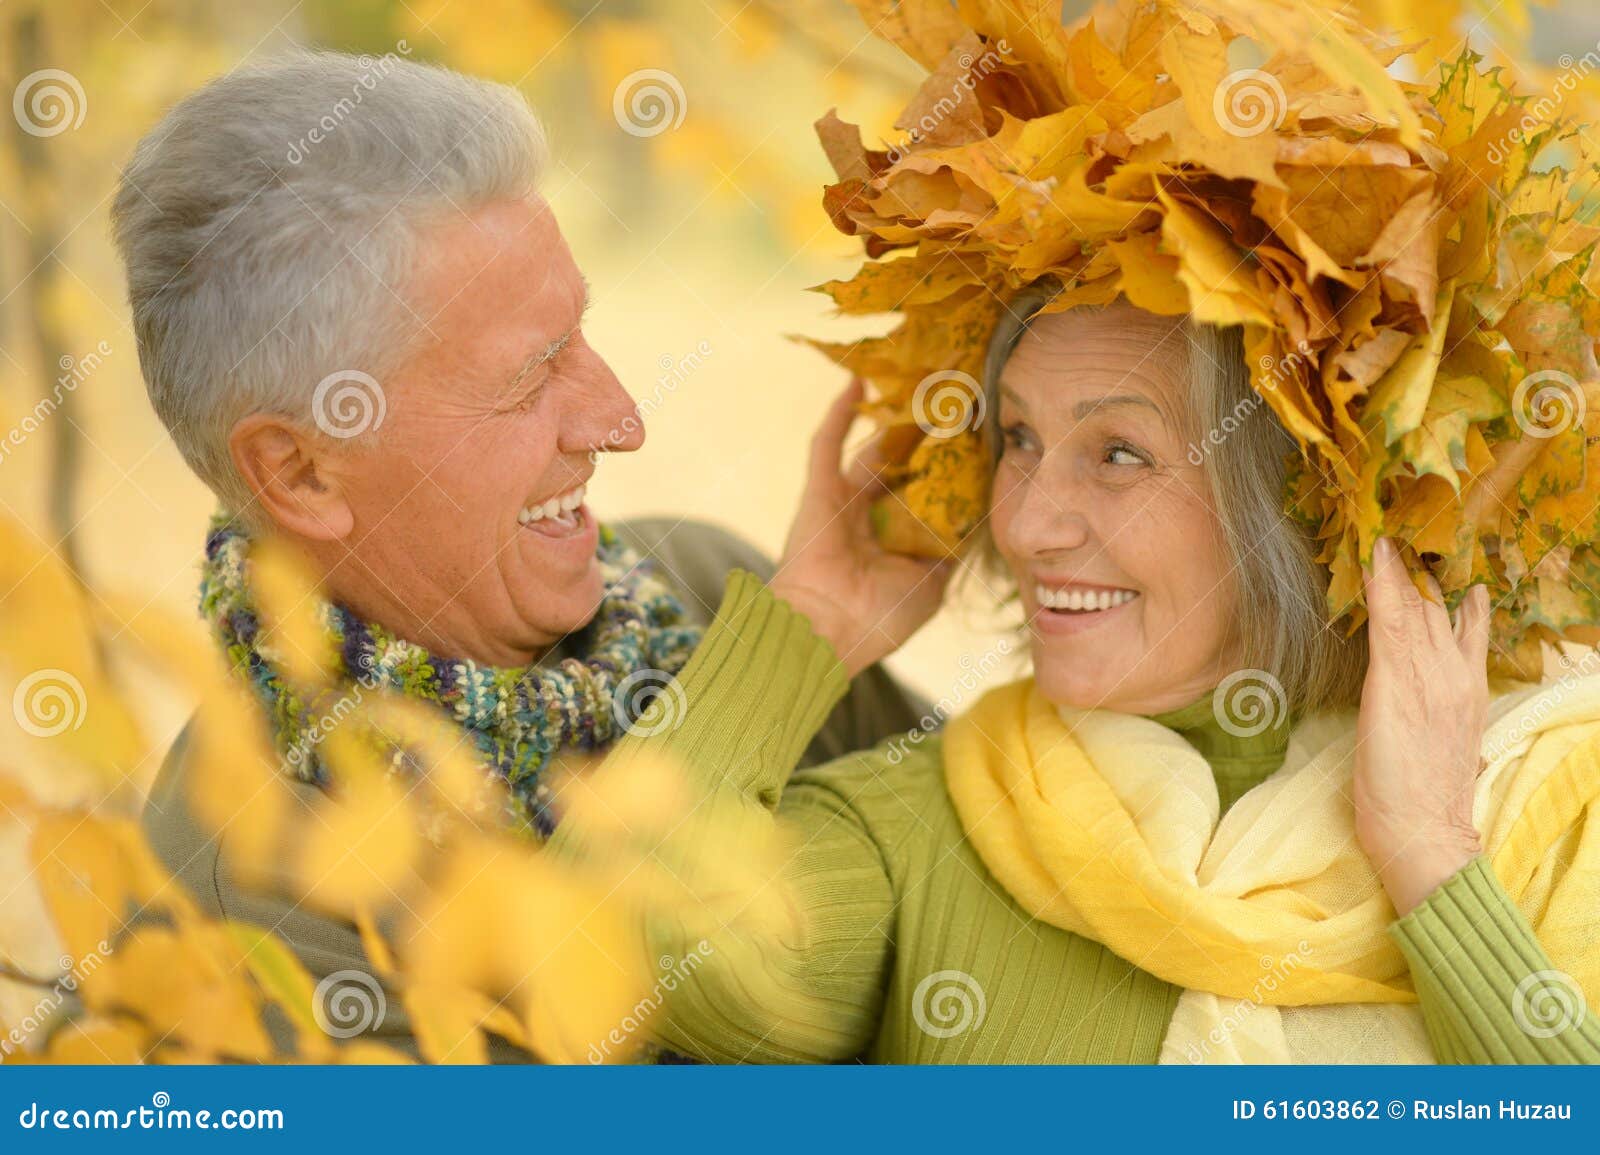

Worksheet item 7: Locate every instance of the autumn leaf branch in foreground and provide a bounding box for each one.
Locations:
[1,518,795,1064]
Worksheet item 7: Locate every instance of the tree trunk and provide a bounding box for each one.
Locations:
[9,9,85,584]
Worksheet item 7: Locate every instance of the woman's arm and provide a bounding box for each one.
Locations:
[1392,858,1600,1063]
[551,381,950,1062]
[1355,538,1599,1062]
[551,570,901,1062]
[610,516,933,764]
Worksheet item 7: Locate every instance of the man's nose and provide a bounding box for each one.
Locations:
[562,349,645,455]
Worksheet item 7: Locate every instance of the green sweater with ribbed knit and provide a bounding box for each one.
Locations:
[568,570,1600,1064]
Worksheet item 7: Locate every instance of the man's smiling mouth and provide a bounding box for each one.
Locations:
[519,481,587,535]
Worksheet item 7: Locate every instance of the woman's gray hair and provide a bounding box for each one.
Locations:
[110,50,548,513]
[978,282,1368,716]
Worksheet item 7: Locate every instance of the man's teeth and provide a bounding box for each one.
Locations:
[518,482,586,525]
[1035,584,1139,612]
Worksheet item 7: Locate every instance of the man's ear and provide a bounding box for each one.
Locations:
[228,415,355,541]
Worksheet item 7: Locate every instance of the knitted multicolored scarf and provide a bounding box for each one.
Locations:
[200,516,702,836]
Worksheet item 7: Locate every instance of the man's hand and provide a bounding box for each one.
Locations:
[768,380,952,678]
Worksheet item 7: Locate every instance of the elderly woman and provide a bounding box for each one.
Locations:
[116,51,934,1059]
[560,289,1600,1064]
[549,0,1600,1065]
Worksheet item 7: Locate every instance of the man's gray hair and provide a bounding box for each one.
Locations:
[978,282,1368,717]
[111,50,548,513]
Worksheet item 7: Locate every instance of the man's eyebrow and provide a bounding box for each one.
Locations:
[507,278,592,391]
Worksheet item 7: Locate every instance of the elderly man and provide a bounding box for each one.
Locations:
[119,52,942,1060]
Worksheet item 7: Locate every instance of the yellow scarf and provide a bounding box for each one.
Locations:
[943,672,1600,1063]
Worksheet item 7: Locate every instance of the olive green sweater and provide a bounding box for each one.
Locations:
[566,571,1600,1064]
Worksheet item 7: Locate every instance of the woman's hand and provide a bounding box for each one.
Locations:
[768,380,952,678]
[1354,536,1492,915]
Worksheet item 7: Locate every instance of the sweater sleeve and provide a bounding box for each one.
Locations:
[1389,856,1600,1063]
[611,517,931,768]
[549,570,900,1063]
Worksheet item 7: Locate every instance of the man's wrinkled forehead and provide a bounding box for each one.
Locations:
[380,195,587,405]
[405,195,571,312]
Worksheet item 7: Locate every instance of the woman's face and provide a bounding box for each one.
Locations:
[989,302,1243,715]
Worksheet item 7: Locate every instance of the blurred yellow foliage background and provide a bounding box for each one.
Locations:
[1,0,1596,1063]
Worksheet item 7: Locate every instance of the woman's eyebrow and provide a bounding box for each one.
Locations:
[1071,393,1162,420]
[1000,384,1163,422]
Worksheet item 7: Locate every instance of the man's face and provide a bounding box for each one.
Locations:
[319,195,642,665]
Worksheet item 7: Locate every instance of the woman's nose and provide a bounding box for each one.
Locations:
[1006,472,1092,556]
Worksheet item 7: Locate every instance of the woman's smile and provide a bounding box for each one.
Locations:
[1030,580,1141,636]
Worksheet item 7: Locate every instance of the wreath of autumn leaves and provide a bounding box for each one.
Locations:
[808,0,1600,677]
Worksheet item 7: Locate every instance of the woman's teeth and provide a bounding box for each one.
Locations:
[518,482,586,526]
[1034,584,1139,613]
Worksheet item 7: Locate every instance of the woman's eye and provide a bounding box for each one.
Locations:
[1000,423,1036,453]
[1105,443,1147,467]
